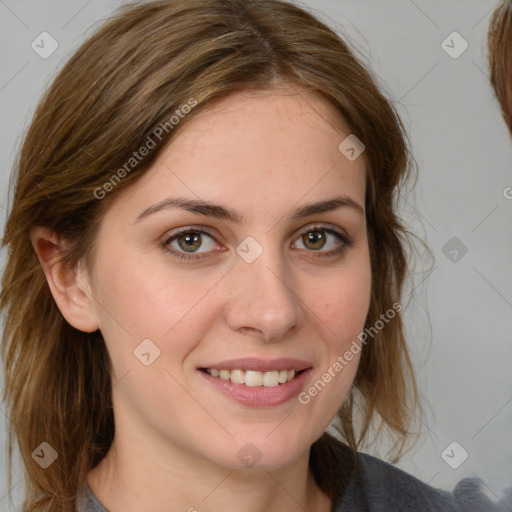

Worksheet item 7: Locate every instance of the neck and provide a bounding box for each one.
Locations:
[87,436,332,512]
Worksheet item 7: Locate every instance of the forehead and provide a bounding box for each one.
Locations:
[172,87,353,155]
[106,88,366,222]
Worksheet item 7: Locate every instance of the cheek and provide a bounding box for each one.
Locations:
[90,246,228,377]
[93,247,223,334]
[307,257,371,405]
[316,262,372,343]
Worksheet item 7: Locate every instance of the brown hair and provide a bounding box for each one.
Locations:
[488,0,512,132]
[1,0,419,510]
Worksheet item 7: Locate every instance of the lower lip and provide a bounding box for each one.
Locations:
[199,369,312,408]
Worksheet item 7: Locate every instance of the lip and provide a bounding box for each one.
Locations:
[197,358,313,408]
[198,358,312,372]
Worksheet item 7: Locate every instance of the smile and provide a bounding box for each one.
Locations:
[203,368,302,387]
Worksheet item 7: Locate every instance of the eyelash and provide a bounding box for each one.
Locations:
[162,224,353,261]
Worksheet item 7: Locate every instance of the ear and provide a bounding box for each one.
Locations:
[30,226,99,333]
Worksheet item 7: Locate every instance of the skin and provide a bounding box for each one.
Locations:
[31,87,371,512]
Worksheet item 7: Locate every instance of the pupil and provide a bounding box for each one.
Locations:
[179,232,201,252]
[304,230,325,250]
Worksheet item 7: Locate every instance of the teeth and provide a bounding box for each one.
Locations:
[205,368,300,387]
[263,371,279,387]
[231,369,245,384]
[245,370,263,387]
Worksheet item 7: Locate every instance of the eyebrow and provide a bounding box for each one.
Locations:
[134,195,365,224]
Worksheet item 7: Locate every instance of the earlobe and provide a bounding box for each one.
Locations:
[30,226,99,333]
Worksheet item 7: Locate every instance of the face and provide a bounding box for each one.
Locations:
[81,88,371,471]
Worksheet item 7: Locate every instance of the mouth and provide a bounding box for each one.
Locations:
[197,358,312,407]
[200,368,306,387]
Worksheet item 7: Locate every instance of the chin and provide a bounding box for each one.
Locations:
[210,429,314,471]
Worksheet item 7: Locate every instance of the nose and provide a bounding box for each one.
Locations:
[224,246,304,342]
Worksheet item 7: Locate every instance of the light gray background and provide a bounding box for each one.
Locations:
[1,0,511,510]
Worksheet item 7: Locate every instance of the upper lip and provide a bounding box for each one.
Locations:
[199,358,312,372]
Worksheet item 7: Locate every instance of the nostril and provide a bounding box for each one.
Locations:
[240,327,265,337]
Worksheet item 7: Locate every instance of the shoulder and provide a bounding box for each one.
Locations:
[338,451,456,511]
[324,439,510,512]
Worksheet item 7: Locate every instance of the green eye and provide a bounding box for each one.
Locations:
[293,225,351,255]
[163,224,352,262]
[176,232,203,252]
[164,229,221,260]
[301,230,327,250]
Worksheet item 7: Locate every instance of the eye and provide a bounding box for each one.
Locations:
[162,224,352,262]
[163,229,223,260]
[292,224,352,256]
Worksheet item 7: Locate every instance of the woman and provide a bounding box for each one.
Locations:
[0,1,502,510]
